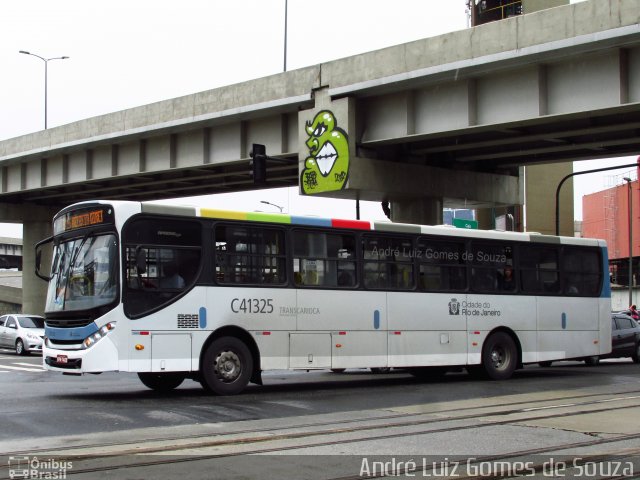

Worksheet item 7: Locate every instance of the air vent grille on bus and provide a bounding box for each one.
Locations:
[45,318,93,328]
[177,316,199,329]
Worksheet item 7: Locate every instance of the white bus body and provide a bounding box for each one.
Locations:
[37,200,611,394]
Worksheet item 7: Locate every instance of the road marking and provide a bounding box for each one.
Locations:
[14,362,43,367]
[522,395,640,411]
[0,364,45,372]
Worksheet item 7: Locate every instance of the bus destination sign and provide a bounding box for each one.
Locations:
[54,206,114,235]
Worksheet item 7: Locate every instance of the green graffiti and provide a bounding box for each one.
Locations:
[300,110,349,194]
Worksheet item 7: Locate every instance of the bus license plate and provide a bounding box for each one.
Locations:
[57,355,68,364]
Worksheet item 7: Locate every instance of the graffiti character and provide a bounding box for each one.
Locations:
[300,110,349,194]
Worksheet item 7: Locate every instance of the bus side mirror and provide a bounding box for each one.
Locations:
[35,237,53,281]
[135,247,147,275]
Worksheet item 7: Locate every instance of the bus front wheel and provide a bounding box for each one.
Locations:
[481,332,517,380]
[201,336,253,395]
[138,372,185,392]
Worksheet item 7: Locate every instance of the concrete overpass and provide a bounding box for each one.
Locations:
[1,0,639,313]
[0,238,22,270]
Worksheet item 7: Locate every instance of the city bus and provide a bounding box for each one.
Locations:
[35,200,611,395]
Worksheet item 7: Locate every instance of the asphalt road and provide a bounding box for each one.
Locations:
[1,351,639,479]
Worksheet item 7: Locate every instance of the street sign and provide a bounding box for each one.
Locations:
[452,218,478,229]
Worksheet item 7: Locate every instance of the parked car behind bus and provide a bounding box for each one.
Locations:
[603,312,640,363]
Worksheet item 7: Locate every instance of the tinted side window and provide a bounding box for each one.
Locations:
[562,248,602,296]
[470,243,514,293]
[292,230,356,288]
[215,225,286,285]
[617,316,633,330]
[0,316,6,327]
[417,238,467,292]
[520,246,559,294]
[123,217,202,318]
[363,235,415,290]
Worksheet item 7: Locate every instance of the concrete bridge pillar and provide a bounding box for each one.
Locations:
[391,197,443,225]
[476,208,495,230]
[0,203,59,315]
[22,219,52,315]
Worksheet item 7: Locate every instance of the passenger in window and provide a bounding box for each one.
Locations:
[160,262,185,289]
[501,266,515,291]
[566,282,579,295]
[338,270,354,287]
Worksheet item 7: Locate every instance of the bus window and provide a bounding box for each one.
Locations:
[562,248,602,296]
[520,246,559,294]
[363,235,414,290]
[122,217,202,317]
[417,238,467,292]
[292,230,356,288]
[470,243,514,293]
[215,225,286,285]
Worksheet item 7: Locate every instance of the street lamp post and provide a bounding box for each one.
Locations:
[624,177,634,306]
[260,200,284,213]
[19,50,69,129]
[283,0,288,72]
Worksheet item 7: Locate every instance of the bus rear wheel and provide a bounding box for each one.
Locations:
[481,332,517,380]
[138,372,185,392]
[201,336,252,395]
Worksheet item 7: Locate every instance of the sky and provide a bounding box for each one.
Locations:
[0,0,634,237]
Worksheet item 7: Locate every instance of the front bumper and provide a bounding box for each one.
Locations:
[26,343,43,353]
[43,336,119,373]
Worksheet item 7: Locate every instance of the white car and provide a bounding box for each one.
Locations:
[0,314,45,355]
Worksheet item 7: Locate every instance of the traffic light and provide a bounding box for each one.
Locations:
[249,143,266,184]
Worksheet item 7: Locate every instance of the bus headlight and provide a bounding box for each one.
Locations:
[82,322,116,349]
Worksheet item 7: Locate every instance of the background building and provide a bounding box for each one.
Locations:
[583,161,639,287]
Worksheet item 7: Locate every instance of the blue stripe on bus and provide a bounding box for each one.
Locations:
[373,310,380,329]
[45,323,99,341]
[289,215,332,227]
[199,307,207,328]
[600,245,611,299]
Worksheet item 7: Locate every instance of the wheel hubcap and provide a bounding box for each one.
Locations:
[491,347,507,370]
[214,350,241,383]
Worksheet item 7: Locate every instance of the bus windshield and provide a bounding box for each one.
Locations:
[45,234,118,313]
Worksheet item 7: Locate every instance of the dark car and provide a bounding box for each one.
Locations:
[601,312,640,363]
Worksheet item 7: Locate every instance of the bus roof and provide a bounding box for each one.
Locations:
[68,200,603,248]
[131,200,604,248]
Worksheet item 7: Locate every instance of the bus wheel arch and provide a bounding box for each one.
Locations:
[199,326,262,395]
[479,328,521,380]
